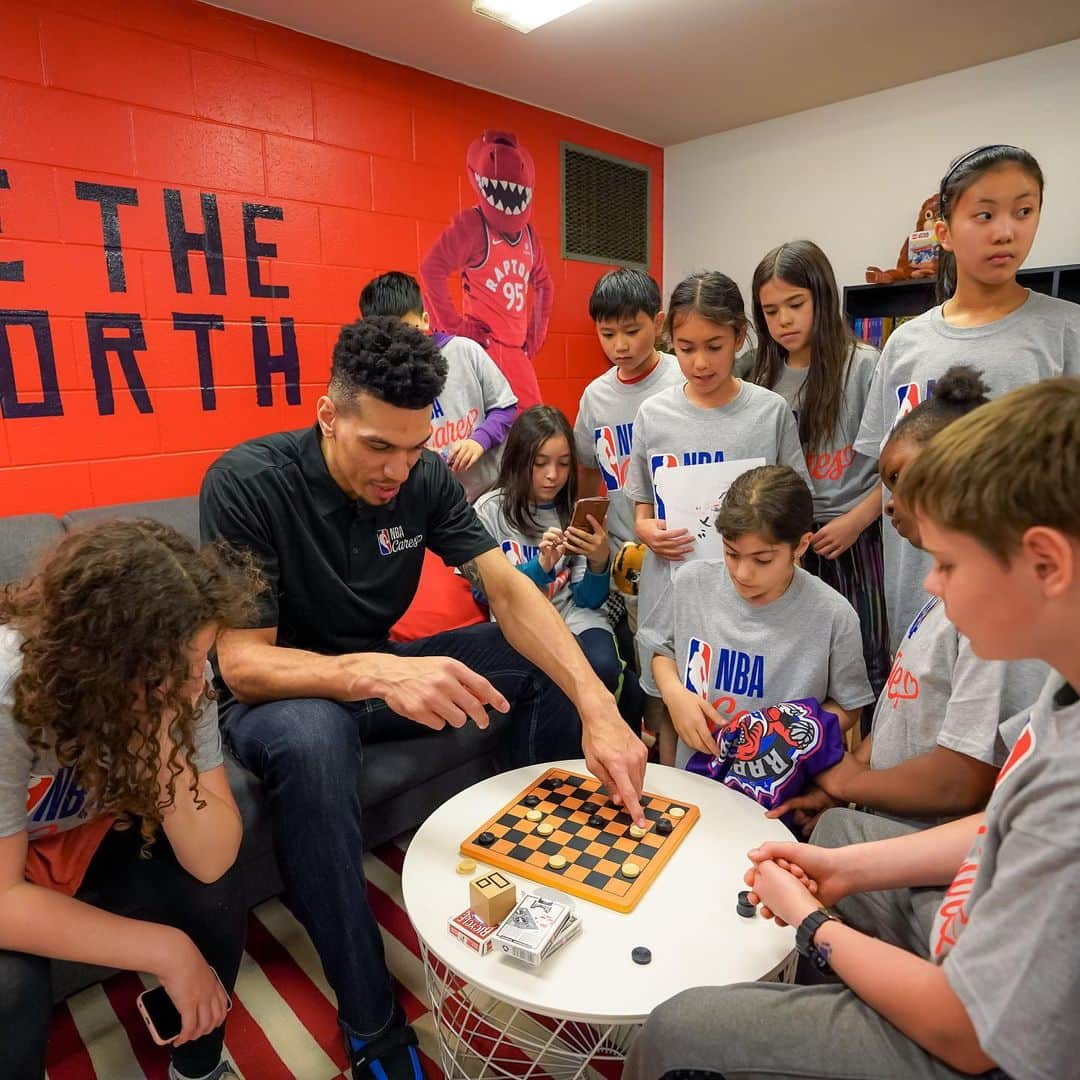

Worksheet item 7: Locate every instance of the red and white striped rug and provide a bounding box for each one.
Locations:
[46,836,447,1080]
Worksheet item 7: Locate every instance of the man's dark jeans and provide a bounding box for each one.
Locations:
[220,623,582,1040]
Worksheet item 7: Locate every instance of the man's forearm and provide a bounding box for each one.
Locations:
[218,637,385,706]
[487,571,612,710]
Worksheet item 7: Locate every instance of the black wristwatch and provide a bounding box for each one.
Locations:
[796,909,837,974]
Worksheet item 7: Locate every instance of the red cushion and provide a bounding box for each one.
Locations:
[390,549,488,642]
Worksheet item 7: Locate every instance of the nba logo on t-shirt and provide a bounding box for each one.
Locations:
[501,539,526,565]
[684,637,713,700]
[650,453,679,520]
[596,427,624,491]
[377,529,393,556]
[894,380,937,425]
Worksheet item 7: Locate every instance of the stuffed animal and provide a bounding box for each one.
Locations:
[420,130,555,411]
[865,193,941,283]
[612,541,645,596]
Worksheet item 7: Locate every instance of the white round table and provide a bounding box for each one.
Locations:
[401,761,796,1079]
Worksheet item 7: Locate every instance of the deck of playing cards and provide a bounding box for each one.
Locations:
[493,892,579,966]
[447,907,499,955]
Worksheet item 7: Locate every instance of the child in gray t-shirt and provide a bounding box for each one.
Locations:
[360,271,518,502]
[0,520,256,1080]
[574,268,685,555]
[750,241,889,698]
[625,273,809,764]
[650,465,872,770]
[574,351,682,554]
[773,365,1047,835]
[473,406,643,730]
[856,289,1080,652]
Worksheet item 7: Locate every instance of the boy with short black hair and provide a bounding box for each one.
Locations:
[575,269,682,553]
[360,271,517,502]
[574,269,683,759]
[627,376,1080,1080]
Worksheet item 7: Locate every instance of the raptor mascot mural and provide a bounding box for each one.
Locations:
[421,130,555,411]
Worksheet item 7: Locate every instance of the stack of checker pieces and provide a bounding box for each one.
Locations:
[460,767,699,913]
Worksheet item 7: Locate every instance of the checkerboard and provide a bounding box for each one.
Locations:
[460,767,699,913]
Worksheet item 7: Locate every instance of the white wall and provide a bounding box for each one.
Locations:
[664,38,1080,308]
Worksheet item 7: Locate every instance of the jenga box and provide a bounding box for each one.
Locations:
[448,908,498,955]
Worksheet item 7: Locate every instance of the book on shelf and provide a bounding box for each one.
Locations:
[851,316,895,349]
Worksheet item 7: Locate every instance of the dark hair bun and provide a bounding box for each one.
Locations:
[932,364,991,408]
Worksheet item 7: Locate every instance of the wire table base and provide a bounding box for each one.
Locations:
[419,941,797,1080]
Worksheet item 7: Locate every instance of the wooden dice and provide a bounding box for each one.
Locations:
[469,871,516,926]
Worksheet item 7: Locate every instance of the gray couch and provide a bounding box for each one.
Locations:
[0,497,503,1003]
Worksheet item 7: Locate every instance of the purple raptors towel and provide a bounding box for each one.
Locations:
[685,698,844,812]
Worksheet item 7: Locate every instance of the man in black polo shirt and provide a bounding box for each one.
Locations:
[200,317,646,1080]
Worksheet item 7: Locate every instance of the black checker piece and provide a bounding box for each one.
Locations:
[655,818,673,836]
[476,831,495,846]
[587,814,605,828]
[541,777,562,789]
[580,801,598,814]
[523,795,540,807]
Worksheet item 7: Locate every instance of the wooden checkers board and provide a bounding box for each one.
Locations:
[461,768,699,913]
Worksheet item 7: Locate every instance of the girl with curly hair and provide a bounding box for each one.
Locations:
[0,519,262,1080]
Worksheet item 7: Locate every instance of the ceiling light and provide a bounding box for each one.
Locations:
[472,0,596,34]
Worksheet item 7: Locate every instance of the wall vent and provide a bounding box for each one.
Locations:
[561,143,650,269]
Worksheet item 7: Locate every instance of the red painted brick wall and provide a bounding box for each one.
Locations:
[0,0,663,515]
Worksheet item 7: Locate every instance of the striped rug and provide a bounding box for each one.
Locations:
[46,836,447,1080]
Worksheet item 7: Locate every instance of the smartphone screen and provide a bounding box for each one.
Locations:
[139,985,182,1043]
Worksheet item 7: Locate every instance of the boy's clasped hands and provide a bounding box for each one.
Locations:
[743,841,849,928]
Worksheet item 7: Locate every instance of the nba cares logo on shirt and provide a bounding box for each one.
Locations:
[594,425,632,491]
[684,637,713,700]
[376,525,423,556]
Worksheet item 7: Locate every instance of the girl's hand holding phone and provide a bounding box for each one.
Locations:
[563,515,609,573]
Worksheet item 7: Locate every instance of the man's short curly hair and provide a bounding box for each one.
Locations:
[330,316,447,410]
